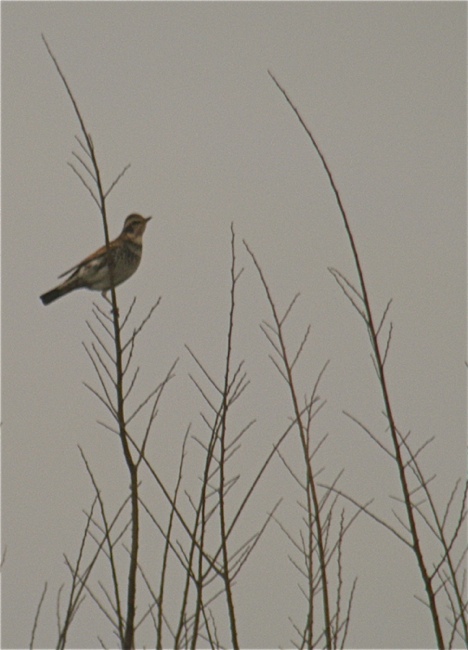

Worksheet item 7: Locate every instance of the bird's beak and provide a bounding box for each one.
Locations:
[145,216,152,223]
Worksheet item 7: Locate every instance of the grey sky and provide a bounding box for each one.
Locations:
[2,2,466,649]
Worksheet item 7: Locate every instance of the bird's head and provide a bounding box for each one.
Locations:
[122,214,152,242]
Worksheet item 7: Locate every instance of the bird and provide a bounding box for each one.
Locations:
[40,213,151,305]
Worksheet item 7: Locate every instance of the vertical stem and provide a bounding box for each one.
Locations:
[93,145,139,650]
[306,476,315,648]
[268,72,444,649]
[190,422,218,650]
[43,36,140,649]
[245,243,333,649]
[217,224,240,649]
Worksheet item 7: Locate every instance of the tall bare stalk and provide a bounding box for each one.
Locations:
[245,241,361,648]
[268,71,467,649]
[42,36,157,649]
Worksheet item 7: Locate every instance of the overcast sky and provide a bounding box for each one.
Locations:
[2,2,466,649]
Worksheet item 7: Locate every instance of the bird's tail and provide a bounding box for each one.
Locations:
[40,283,75,305]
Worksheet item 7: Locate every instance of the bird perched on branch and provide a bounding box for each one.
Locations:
[40,213,151,305]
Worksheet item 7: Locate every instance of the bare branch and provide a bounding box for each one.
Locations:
[376,299,393,338]
[29,582,48,650]
[67,162,100,208]
[105,163,131,198]
[280,292,301,326]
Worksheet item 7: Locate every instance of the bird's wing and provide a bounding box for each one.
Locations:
[57,239,119,279]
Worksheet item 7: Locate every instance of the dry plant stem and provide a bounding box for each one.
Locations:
[79,447,125,645]
[267,71,445,648]
[189,362,241,648]
[305,472,315,647]
[244,241,333,650]
[399,437,468,643]
[184,230,243,650]
[172,395,309,647]
[170,379,226,648]
[121,421,226,646]
[157,426,191,650]
[60,494,133,647]
[276,366,356,649]
[190,427,218,650]
[216,223,240,650]
[57,497,99,650]
[29,583,48,650]
[43,36,138,649]
[183,227,282,648]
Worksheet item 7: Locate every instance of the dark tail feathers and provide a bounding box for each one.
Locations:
[40,286,68,305]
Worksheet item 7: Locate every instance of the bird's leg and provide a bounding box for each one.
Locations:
[102,291,119,318]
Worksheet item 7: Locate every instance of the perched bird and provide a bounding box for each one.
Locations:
[40,213,151,305]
